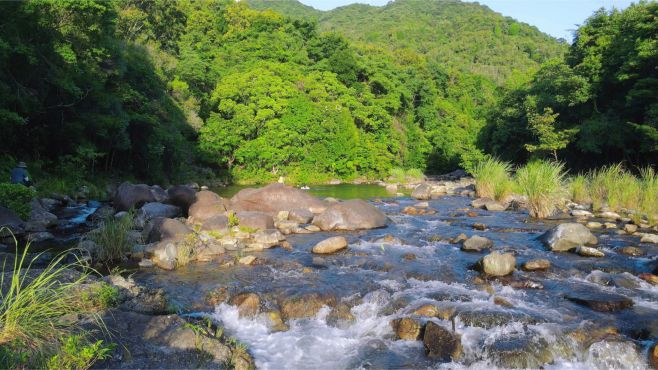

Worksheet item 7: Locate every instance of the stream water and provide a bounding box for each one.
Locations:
[132,192,657,369]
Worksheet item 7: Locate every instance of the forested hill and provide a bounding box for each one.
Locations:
[247,0,567,83]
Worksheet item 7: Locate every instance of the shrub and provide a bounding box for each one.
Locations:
[515,160,567,218]
[80,282,120,311]
[470,157,514,201]
[0,183,35,219]
[0,232,104,368]
[568,174,590,204]
[404,168,425,183]
[388,168,406,183]
[88,212,136,263]
[46,335,114,370]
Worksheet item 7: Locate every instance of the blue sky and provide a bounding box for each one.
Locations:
[298,0,637,41]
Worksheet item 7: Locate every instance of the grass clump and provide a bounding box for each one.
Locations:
[46,334,114,370]
[470,157,514,201]
[388,167,425,183]
[88,212,136,263]
[176,234,199,268]
[639,167,658,224]
[589,164,642,211]
[515,160,567,218]
[568,174,590,204]
[80,282,120,311]
[0,231,108,368]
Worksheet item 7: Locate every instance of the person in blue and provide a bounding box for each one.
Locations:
[10,162,32,187]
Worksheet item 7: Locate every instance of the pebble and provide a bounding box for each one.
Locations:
[586,221,603,229]
[522,259,551,271]
[576,246,605,257]
[619,246,644,256]
[571,210,593,217]
[623,223,638,234]
[239,255,256,265]
[604,222,617,229]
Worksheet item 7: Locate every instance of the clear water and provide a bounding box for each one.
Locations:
[214,183,401,200]
[134,192,657,369]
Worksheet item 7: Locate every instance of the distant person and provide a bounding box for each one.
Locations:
[9,162,32,187]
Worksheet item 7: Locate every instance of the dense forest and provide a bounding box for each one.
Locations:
[0,0,656,187]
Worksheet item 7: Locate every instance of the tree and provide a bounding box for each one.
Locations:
[524,107,578,160]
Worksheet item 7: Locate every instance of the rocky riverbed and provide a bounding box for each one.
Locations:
[2,178,657,369]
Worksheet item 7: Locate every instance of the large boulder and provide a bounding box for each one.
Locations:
[391,317,423,340]
[423,321,462,361]
[461,235,493,252]
[201,215,230,232]
[166,185,197,214]
[25,199,58,231]
[312,200,387,231]
[0,206,24,235]
[478,252,516,276]
[312,236,348,254]
[229,292,261,317]
[138,202,181,223]
[229,183,326,214]
[541,223,598,252]
[145,218,192,243]
[279,293,337,321]
[288,208,314,224]
[114,182,156,211]
[235,211,274,231]
[188,191,228,224]
[411,184,432,200]
[149,185,169,203]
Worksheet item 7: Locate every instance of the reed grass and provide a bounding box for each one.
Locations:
[639,167,658,224]
[470,157,514,201]
[568,174,591,204]
[88,211,136,262]
[515,160,567,218]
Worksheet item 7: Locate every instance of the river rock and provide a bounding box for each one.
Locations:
[253,229,284,247]
[152,240,178,270]
[541,223,598,252]
[651,342,658,369]
[456,309,541,328]
[188,197,228,224]
[391,317,423,340]
[423,321,461,361]
[230,183,326,214]
[571,209,593,217]
[639,274,658,285]
[599,211,621,220]
[146,218,192,243]
[566,291,633,312]
[312,236,348,254]
[461,235,493,252]
[485,201,508,211]
[624,223,638,234]
[576,246,605,257]
[114,182,156,211]
[279,293,337,321]
[619,246,644,256]
[166,185,196,214]
[230,292,260,317]
[478,252,515,276]
[26,200,58,231]
[288,208,314,224]
[200,214,229,232]
[105,274,169,314]
[27,231,54,243]
[640,233,658,244]
[0,206,24,236]
[522,259,551,271]
[586,221,603,229]
[486,336,553,369]
[411,183,432,200]
[138,202,181,221]
[235,211,274,231]
[312,199,387,231]
[239,255,256,265]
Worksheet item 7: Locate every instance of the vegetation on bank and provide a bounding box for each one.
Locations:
[0,234,116,369]
[0,184,35,219]
[471,158,658,222]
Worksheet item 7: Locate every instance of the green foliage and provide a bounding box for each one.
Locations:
[524,107,579,160]
[639,167,658,224]
[46,335,114,370]
[568,174,591,204]
[80,282,120,311]
[0,234,103,368]
[515,160,567,218]
[0,183,35,219]
[470,157,514,201]
[228,212,239,228]
[88,212,136,263]
[388,167,424,183]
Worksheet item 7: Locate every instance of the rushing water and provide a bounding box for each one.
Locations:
[134,192,658,369]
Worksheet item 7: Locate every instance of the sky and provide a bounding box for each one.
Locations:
[298,0,637,41]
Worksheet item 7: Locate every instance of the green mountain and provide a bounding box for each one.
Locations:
[247,0,567,83]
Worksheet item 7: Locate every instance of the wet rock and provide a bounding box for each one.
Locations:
[166,185,196,214]
[586,221,603,229]
[566,291,633,312]
[587,340,644,370]
[640,233,658,244]
[576,245,605,257]
[146,218,192,243]
[471,197,494,209]
[27,231,54,243]
[238,255,256,265]
[327,303,355,327]
[509,280,544,289]
[650,342,658,369]
[624,223,638,234]
[619,246,644,256]
[312,199,387,231]
[200,214,229,232]
[493,296,514,308]
[279,293,337,321]
[231,211,271,231]
[288,208,314,223]
[402,253,416,261]
[138,202,181,223]
[114,182,156,211]
[266,310,289,332]
[411,183,432,200]
[230,183,326,214]
[522,259,551,271]
[229,292,260,317]
[391,317,423,340]
[461,235,492,252]
[639,273,658,285]
[478,252,515,276]
[486,336,553,369]
[106,274,169,314]
[151,240,178,270]
[456,309,541,328]
[413,305,455,320]
[423,321,461,361]
[451,233,468,244]
[312,236,348,254]
[253,229,285,247]
[541,223,598,252]
[373,234,403,245]
[598,211,621,220]
[472,222,487,231]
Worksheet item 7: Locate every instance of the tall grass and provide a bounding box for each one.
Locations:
[0,230,108,368]
[88,212,136,262]
[568,174,591,204]
[515,160,567,218]
[388,167,425,183]
[639,167,658,224]
[470,157,515,201]
[589,164,643,211]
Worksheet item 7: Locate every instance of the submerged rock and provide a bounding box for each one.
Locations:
[478,252,516,276]
[279,293,336,321]
[566,291,633,312]
[423,321,461,361]
[313,199,387,231]
[619,246,644,256]
[485,336,553,369]
[229,292,260,317]
[391,317,423,340]
[312,236,348,254]
[541,223,598,252]
[522,259,551,271]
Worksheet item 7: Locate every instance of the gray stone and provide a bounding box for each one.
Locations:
[541,223,598,252]
[461,235,493,252]
[312,236,348,254]
[313,199,387,231]
[640,233,658,244]
[288,208,314,224]
[411,183,432,200]
[478,252,516,276]
[576,246,605,257]
[236,211,274,231]
[201,214,229,232]
[114,182,156,211]
[253,229,285,247]
[138,202,181,221]
[423,321,461,361]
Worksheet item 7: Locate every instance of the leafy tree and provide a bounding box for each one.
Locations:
[525,107,578,160]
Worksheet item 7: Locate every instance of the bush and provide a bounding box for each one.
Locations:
[88,212,136,263]
[46,335,114,370]
[515,160,567,218]
[0,183,35,219]
[0,232,105,368]
[80,282,120,311]
[568,174,590,204]
[470,157,514,201]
